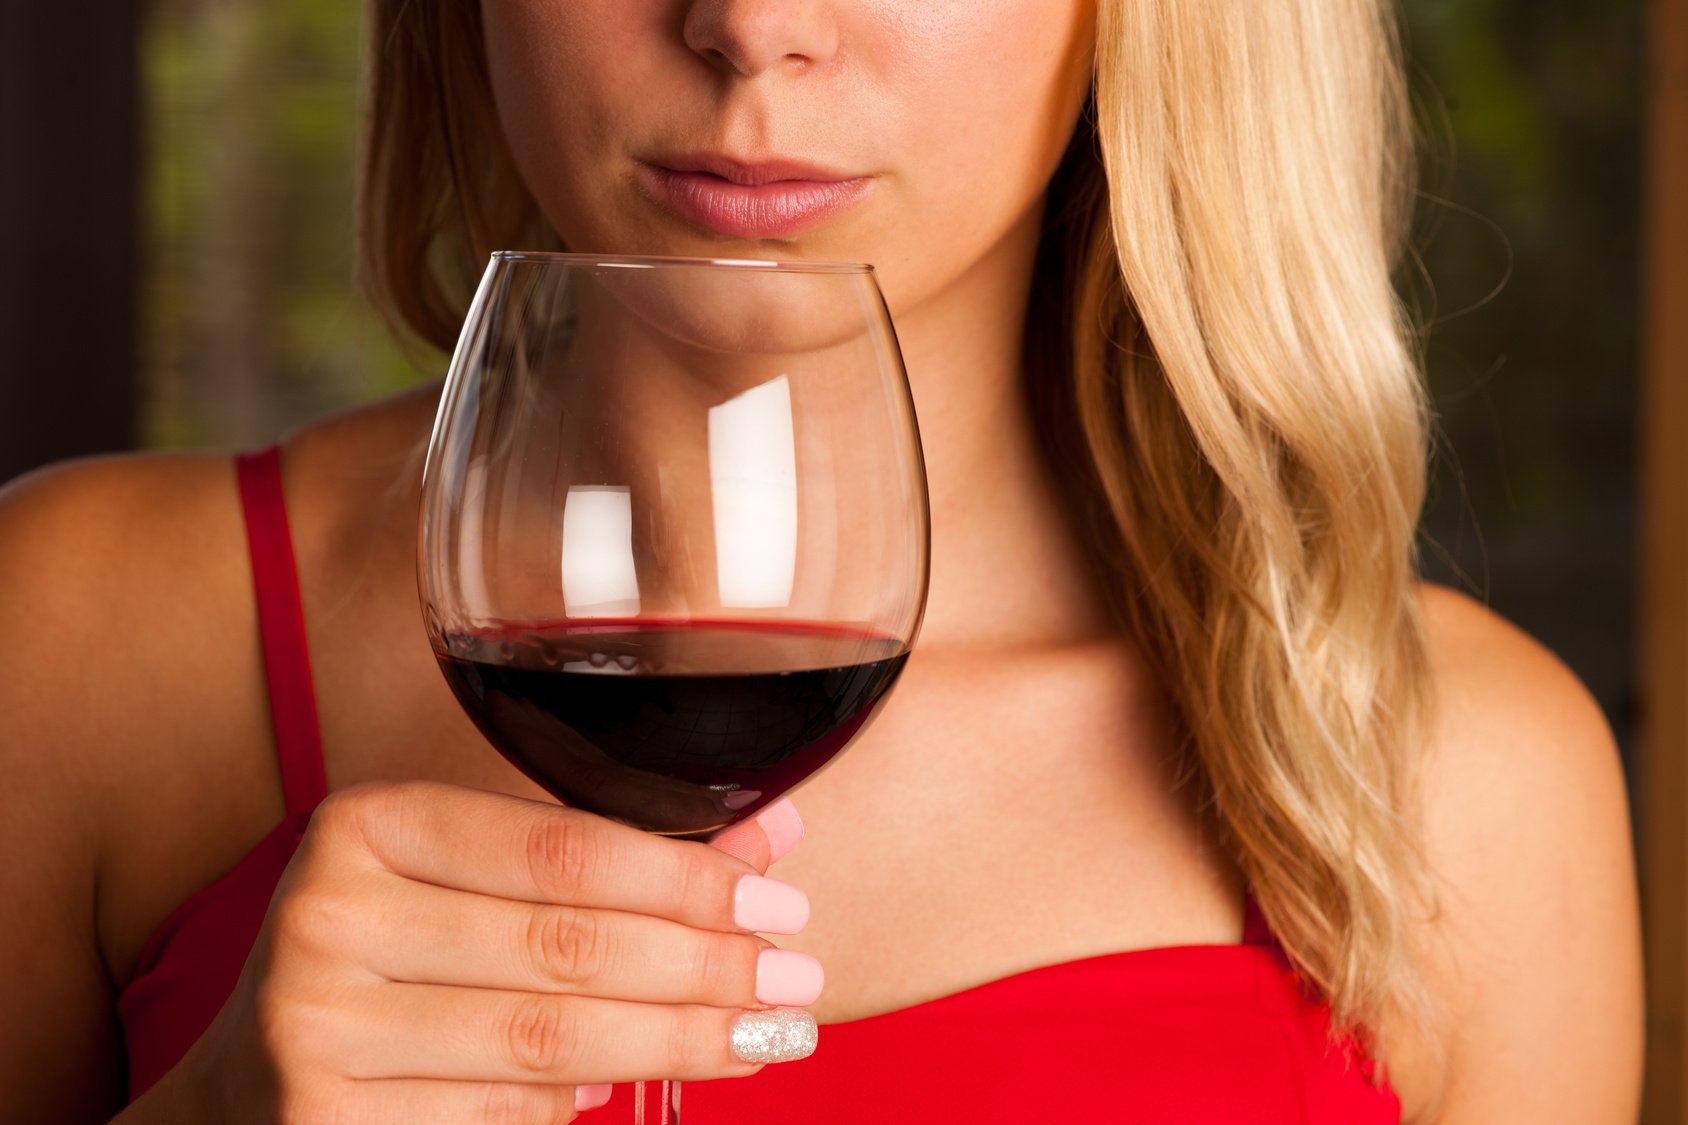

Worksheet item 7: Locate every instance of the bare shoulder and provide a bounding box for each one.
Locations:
[0,452,276,929]
[1410,585,1629,854]
[0,448,260,679]
[0,450,246,592]
[1411,585,1630,877]
[1415,584,1616,751]
[1388,584,1641,1123]
[0,451,261,787]
[0,451,270,1120]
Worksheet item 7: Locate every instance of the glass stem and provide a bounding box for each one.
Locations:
[632,1079,680,1124]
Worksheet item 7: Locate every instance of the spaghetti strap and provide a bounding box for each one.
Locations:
[235,447,329,817]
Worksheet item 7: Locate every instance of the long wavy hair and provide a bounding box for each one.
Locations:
[358,0,1433,1062]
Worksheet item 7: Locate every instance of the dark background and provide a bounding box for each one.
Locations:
[1405,0,1642,762]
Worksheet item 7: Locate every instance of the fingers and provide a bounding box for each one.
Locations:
[270,785,820,1105]
[322,1078,597,1123]
[361,879,823,1008]
[323,983,817,1084]
[306,783,778,934]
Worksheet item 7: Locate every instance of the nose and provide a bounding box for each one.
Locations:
[682,0,840,78]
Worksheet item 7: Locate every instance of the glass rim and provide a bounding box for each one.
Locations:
[490,250,874,275]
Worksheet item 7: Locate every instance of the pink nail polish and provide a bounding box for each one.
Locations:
[733,875,810,934]
[574,1084,613,1111]
[756,948,825,1007]
[755,799,805,862]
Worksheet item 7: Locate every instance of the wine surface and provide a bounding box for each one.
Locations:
[435,621,908,836]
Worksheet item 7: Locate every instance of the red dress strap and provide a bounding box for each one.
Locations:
[235,447,328,817]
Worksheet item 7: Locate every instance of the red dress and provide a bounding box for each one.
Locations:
[117,448,1401,1122]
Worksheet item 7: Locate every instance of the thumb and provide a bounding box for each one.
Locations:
[708,799,804,873]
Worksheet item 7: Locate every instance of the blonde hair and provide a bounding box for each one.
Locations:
[359,0,1432,1063]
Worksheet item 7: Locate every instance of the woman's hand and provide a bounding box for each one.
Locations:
[136,782,815,1123]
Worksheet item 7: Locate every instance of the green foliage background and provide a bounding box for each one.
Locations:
[143,0,422,451]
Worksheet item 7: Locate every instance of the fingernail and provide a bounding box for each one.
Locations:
[573,1084,613,1111]
[754,799,804,863]
[734,875,810,934]
[756,948,825,1007]
[731,1008,819,1063]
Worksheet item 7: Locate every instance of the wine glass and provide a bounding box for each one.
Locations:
[417,251,929,1122]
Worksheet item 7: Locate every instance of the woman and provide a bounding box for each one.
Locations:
[0,0,1642,1121]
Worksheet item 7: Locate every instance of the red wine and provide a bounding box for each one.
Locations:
[434,620,908,837]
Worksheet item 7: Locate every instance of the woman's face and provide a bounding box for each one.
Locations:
[480,0,1095,316]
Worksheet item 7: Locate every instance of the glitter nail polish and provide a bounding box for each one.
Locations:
[730,1008,819,1063]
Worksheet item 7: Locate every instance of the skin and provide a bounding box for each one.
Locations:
[0,1,1641,1122]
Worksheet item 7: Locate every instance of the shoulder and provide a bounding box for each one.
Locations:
[0,452,257,749]
[1415,584,1615,756]
[1411,585,1630,891]
[1389,585,1641,1122]
[0,452,268,1116]
[0,452,259,741]
[0,451,245,596]
[0,451,270,878]
[1411,585,1628,854]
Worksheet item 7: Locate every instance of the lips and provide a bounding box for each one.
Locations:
[635,155,872,240]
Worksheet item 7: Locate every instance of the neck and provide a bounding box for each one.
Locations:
[392,212,1118,655]
[888,206,1115,654]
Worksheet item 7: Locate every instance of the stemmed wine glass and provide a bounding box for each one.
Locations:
[417,252,929,1122]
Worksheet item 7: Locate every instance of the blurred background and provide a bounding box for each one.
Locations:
[1405,0,1642,754]
[1,0,1683,1116]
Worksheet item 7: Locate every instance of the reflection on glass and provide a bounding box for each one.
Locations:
[456,461,493,620]
[709,375,798,609]
[561,485,641,617]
